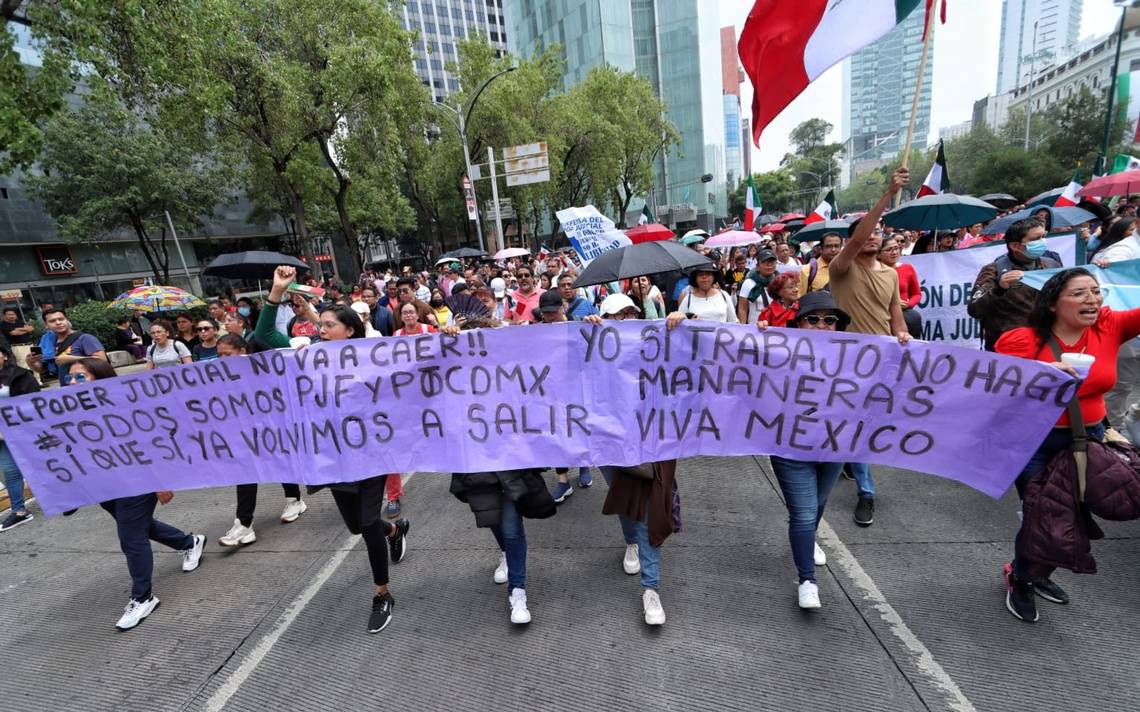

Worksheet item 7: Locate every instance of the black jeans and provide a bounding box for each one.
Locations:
[100,494,194,601]
[235,483,302,526]
[331,475,393,587]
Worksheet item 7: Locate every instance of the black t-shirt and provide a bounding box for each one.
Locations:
[192,343,219,362]
[0,319,32,345]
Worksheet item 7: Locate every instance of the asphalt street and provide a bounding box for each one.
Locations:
[1,456,1137,711]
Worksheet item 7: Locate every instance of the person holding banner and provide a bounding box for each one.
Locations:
[257,266,411,634]
[995,268,1140,623]
[0,344,40,533]
[670,265,738,325]
[967,218,1060,352]
[828,168,912,528]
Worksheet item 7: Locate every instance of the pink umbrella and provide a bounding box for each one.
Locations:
[704,229,765,248]
[1078,170,1140,199]
[493,247,531,259]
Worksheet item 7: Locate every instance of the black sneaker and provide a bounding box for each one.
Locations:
[368,593,394,633]
[853,497,874,526]
[1004,562,1038,622]
[1033,576,1070,605]
[0,511,33,532]
[842,463,855,481]
[388,518,409,563]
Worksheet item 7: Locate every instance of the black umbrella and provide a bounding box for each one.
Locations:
[203,251,310,280]
[883,193,999,231]
[782,218,806,233]
[757,214,779,226]
[1079,199,1111,221]
[789,219,852,245]
[441,247,488,259]
[979,193,1019,209]
[1026,187,1063,208]
[572,241,712,288]
[981,205,1097,235]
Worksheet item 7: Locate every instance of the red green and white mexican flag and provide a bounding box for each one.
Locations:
[740,0,925,145]
[744,175,762,231]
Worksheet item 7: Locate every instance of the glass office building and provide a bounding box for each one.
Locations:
[401,0,509,102]
[503,0,726,224]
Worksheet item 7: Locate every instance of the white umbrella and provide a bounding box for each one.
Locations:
[494,247,531,259]
[704,230,764,248]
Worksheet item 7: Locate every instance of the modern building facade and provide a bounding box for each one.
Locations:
[996,0,1085,95]
[721,25,744,189]
[400,0,508,103]
[842,10,934,184]
[938,120,973,142]
[503,0,727,227]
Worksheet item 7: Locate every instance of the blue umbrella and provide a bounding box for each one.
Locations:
[789,219,852,245]
[882,193,999,231]
[981,205,1097,236]
[1020,258,1140,310]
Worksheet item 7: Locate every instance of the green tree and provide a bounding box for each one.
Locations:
[1041,85,1131,172]
[27,90,234,283]
[970,146,1067,200]
[727,169,796,217]
[782,118,843,194]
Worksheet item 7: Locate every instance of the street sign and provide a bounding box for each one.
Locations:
[502,142,547,160]
[504,154,549,174]
[0,289,22,301]
[484,198,516,219]
[505,168,551,187]
[462,176,478,221]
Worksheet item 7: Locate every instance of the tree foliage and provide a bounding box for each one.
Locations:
[727,169,796,217]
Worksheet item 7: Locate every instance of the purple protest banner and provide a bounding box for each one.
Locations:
[0,322,1073,515]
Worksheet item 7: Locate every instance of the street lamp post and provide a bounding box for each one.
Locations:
[1097,2,1137,174]
[431,66,517,254]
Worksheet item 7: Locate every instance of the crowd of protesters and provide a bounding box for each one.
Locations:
[2,169,1139,635]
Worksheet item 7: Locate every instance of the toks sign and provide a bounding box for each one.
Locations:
[36,245,77,276]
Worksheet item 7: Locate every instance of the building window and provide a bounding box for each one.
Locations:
[0,188,8,200]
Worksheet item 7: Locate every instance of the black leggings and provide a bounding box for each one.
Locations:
[331,475,393,587]
[236,483,302,526]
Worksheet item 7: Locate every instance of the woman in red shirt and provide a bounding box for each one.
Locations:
[878,235,922,338]
[759,272,799,327]
[996,267,1140,623]
[394,302,438,337]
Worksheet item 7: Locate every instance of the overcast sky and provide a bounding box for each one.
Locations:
[718,0,1125,172]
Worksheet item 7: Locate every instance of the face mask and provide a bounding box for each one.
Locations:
[429,298,444,308]
[237,306,251,317]
[1024,239,1047,260]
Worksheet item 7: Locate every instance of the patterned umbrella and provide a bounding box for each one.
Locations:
[108,285,205,312]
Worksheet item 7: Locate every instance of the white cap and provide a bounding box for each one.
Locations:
[600,293,641,316]
[350,301,370,317]
[491,277,506,298]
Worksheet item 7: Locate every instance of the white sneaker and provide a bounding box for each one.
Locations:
[219,519,257,547]
[493,552,508,585]
[814,542,827,567]
[623,544,640,575]
[182,534,206,572]
[508,588,531,624]
[280,498,307,523]
[642,588,665,625]
[798,581,821,609]
[115,595,160,630]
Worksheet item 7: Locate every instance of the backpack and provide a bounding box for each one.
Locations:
[804,259,831,294]
[744,270,772,306]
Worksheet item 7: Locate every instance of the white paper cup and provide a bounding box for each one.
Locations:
[288,336,312,349]
[1061,352,1095,378]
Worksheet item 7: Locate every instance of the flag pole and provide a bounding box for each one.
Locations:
[895,3,939,206]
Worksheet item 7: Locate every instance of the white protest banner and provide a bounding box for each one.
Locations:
[557,205,631,265]
[902,234,1076,348]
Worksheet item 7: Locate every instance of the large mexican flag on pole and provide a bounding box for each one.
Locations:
[740,0,925,146]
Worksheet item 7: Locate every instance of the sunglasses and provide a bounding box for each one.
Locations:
[196,326,215,332]
[517,272,532,278]
[800,315,839,326]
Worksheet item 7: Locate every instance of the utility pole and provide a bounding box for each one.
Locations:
[1024,21,1039,152]
[487,146,505,255]
[1098,4,1132,175]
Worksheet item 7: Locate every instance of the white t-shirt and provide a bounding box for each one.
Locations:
[680,289,739,323]
[147,341,191,368]
[737,279,771,324]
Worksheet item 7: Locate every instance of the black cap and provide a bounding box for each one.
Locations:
[795,291,851,331]
[538,290,564,313]
[757,249,777,262]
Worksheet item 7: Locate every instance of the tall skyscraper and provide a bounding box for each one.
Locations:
[843,10,933,183]
[996,0,1085,94]
[400,0,508,103]
[721,25,744,189]
[503,0,727,222]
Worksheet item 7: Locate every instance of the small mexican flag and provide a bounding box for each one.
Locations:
[1112,154,1140,174]
[1054,173,1082,208]
[740,0,928,146]
[744,175,762,231]
[804,190,837,224]
[638,203,654,226]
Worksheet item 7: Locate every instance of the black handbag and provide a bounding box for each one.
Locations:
[610,463,655,481]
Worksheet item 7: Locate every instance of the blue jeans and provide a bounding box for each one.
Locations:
[771,456,844,583]
[489,496,527,592]
[850,462,874,499]
[1012,423,1105,581]
[599,467,661,589]
[100,494,194,601]
[0,441,26,513]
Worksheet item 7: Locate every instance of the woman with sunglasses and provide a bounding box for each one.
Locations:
[191,319,221,362]
[68,357,207,630]
[756,292,853,610]
[256,265,411,633]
